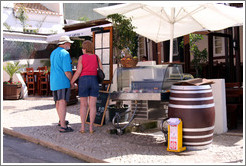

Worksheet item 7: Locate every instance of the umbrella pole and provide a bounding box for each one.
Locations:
[169,35,173,63]
[169,23,174,63]
[169,8,175,63]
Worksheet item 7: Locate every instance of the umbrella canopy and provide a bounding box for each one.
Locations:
[94,2,244,62]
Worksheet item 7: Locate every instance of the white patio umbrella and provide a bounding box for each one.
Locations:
[94,2,244,62]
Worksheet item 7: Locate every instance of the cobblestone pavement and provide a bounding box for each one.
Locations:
[2,97,245,164]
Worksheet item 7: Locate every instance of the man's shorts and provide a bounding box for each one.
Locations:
[78,76,99,97]
[52,88,71,102]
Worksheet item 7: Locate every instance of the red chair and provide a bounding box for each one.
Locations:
[26,68,35,95]
[37,66,49,96]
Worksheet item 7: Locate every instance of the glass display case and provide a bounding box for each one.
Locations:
[110,64,183,120]
[111,64,183,100]
[119,64,183,92]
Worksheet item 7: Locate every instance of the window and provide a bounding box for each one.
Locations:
[138,36,146,59]
[173,38,179,56]
[213,36,225,57]
[93,27,113,84]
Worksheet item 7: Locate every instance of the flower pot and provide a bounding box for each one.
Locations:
[3,84,22,100]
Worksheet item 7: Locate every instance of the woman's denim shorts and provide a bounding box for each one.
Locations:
[78,76,99,97]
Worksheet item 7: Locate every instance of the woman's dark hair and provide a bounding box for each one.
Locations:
[82,40,94,53]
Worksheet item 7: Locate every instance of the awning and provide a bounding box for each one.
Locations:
[46,23,112,43]
[3,31,48,43]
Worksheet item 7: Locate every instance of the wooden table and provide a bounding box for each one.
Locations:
[226,87,243,98]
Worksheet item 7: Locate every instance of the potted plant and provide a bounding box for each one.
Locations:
[189,34,208,78]
[3,62,25,99]
[180,34,208,77]
[107,14,139,66]
[106,14,139,115]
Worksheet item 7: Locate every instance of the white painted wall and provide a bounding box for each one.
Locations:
[210,79,228,134]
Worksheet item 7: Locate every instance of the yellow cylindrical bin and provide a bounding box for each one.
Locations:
[167,118,186,152]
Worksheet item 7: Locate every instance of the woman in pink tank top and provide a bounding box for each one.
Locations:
[71,40,103,133]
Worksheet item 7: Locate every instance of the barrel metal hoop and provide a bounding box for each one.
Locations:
[169,97,214,101]
[183,140,213,145]
[171,85,211,90]
[183,126,215,132]
[168,103,215,109]
[183,133,214,139]
[170,90,212,93]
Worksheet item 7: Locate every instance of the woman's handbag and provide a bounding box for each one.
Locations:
[96,55,105,84]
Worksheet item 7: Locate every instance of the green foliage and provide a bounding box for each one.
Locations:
[23,28,39,33]
[180,34,208,77]
[32,29,38,33]
[189,34,204,46]
[40,60,51,71]
[3,22,11,31]
[107,14,138,59]
[3,80,21,85]
[50,30,58,34]
[78,16,90,22]
[3,62,26,83]
[191,46,208,77]
[16,5,28,29]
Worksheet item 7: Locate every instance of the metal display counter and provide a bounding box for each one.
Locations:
[109,64,184,134]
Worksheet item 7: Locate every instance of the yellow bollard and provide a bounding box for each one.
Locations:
[167,118,186,152]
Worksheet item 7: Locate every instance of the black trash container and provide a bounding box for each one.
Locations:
[108,104,129,122]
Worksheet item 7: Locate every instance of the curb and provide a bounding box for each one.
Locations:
[3,128,107,163]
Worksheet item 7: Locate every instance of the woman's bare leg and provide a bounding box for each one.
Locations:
[89,96,97,132]
[80,97,88,131]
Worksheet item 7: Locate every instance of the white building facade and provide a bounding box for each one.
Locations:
[2,2,64,34]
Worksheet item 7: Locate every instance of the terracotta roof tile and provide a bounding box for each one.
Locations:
[14,3,61,16]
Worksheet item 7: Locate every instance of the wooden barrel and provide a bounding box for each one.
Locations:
[168,85,215,150]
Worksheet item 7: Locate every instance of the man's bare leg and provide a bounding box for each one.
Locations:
[56,99,67,128]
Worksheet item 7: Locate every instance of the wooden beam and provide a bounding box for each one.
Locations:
[234,27,241,82]
[163,41,169,62]
[208,34,213,79]
[157,43,162,64]
[64,18,111,32]
[193,30,211,35]
[227,28,234,82]
[183,35,190,73]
